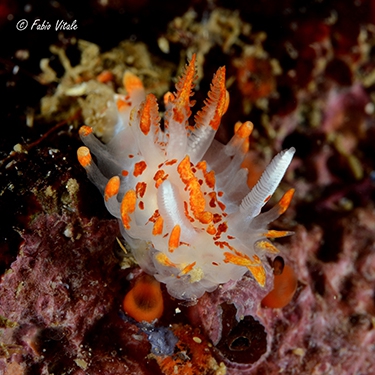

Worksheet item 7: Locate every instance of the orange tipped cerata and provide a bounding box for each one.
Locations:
[123,274,164,322]
[261,264,298,308]
[77,146,92,168]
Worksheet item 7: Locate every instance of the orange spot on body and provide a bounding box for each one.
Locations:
[212,213,222,223]
[121,190,136,229]
[204,170,216,189]
[214,222,228,240]
[154,170,165,180]
[165,159,178,166]
[261,265,298,308]
[178,156,212,224]
[169,225,181,252]
[196,161,216,189]
[148,210,160,223]
[206,224,216,235]
[178,155,195,183]
[196,211,213,224]
[208,192,217,208]
[135,182,147,198]
[152,216,164,235]
[183,201,195,223]
[153,169,168,187]
[196,161,207,171]
[122,170,129,177]
[179,262,196,276]
[215,241,236,252]
[104,176,120,201]
[217,200,226,211]
[155,252,176,267]
[133,161,147,177]
[77,146,92,168]
[123,275,164,322]
[208,191,226,212]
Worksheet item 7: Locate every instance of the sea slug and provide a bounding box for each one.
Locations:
[77,54,295,301]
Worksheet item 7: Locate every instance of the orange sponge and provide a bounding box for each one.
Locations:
[261,264,297,309]
[123,274,164,322]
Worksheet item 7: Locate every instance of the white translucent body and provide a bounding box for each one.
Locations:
[79,63,295,300]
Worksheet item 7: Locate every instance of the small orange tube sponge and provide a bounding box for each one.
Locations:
[123,274,164,322]
[261,264,298,309]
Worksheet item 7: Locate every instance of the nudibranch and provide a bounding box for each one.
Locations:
[77,54,295,301]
